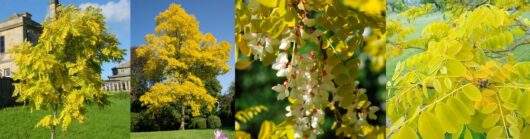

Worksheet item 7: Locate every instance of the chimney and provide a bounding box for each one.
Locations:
[48,0,59,19]
[22,12,32,19]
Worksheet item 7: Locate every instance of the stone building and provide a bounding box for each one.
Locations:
[103,60,131,92]
[0,0,58,78]
[0,13,42,77]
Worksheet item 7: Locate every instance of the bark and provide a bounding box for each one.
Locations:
[51,105,58,139]
[179,105,186,130]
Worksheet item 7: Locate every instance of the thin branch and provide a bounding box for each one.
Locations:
[495,93,510,138]
[387,83,466,138]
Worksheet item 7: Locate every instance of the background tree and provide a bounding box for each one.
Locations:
[136,4,231,130]
[10,5,124,139]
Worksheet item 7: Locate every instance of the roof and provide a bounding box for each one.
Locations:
[116,60,130,68]
[0,12,42,32]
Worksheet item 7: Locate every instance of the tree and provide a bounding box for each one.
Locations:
[136,4,231,130]
[387,1,530,138]
[10,5,124,139]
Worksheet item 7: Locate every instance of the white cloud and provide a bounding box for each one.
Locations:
[79,0,130,23]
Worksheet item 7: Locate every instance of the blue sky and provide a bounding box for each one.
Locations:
[0,0,131,80]
[132,0,235,94]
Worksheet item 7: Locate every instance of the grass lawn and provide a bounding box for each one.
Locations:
[131,129,235,139]
[0,93,130,139]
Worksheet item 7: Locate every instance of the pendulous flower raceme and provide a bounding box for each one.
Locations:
[236,0,386,138]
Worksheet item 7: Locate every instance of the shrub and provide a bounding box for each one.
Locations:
[188,117,207,129]
[207,115,222,128]
[0,77,16,108]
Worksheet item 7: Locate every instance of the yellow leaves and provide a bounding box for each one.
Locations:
[462,84,482,101]
[36,115,54,128]
[389,3,530,139]
[236,60,253,70]
[481,31,514,50]
[445,60,469,77]
[482,114,501,129]
[517,91,530,117]
[435,103,460,133]
[343,0,385,15]
[11,4,121,132]
[257,0,279,8]
[422,22,451,40]
[513,62,530,80]
[486,126,505,139]
[235,105,268,123]
[400,4,434,21]
[418,112,444,139]
[259,17,287,39]
[522,127,530,139]
[481,103,498,114]
[258,120,275,139]
[236,131,252,139]
[391,126,418,139]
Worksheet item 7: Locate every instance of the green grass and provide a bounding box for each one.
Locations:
[131,129,235,139]
[0,93,130,139]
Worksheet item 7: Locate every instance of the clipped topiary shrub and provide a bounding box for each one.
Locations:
[207,115,222,128]
[188,117,207,129]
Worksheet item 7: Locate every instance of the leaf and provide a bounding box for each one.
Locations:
[463,128,472,139]
[499,88,512,102]
[443,77,452,90]
[502,102,518,111]
[447,98,471,123]
[418,112,444,139]
[517,92,530,117]
[480,103,498,114]
[392,126,418,139]
[462,84,482,101]
[433,79,443,93]
[236,60,253,70]
[276,0,287,16]
[257,0,279,8]
[522,127,530,138]
[337,83,355,107]
[435,103,460,133]
[446,60,468,77]
[509,126,520,138]
[486,126,504,139]
[258,120,276,139]
[481,114,500,129]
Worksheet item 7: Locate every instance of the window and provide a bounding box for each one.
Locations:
[0,36,5,53]
[4,68,10,77]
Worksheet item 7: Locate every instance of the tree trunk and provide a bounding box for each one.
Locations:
[51,105,58,139]
[179,105,185,130]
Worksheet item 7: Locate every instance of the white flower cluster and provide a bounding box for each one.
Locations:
[240,13,380,139]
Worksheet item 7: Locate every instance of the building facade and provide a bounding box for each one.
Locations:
[0,0,58,78]
[0,13,42,77]
[103,60,131,92]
